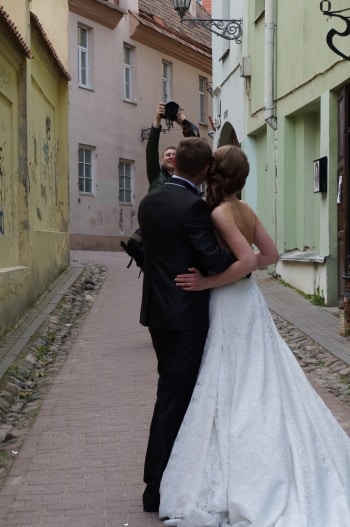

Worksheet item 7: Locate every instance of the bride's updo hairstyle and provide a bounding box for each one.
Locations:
[206,145,250,211]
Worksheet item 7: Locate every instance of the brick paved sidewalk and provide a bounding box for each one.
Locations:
[0,251,160,527]
[0,250,349,527]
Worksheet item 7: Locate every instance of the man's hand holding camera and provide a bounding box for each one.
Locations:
[153,102,200,138]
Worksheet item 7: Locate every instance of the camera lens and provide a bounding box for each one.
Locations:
[162,101,180,121]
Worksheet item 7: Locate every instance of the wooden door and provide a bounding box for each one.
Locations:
[337,86,350,306]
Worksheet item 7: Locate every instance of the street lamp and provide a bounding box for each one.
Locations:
[319,1,350,60]
[173,0,242,43]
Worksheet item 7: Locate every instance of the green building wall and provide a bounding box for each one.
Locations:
[244,0,350,305]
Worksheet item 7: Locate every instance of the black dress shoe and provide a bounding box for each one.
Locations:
[143,485,160,512]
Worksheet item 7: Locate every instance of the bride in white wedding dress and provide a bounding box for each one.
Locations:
[159,146,350,527]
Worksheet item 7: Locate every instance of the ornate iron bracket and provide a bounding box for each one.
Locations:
[320,1,350,60]
[140,126,173,141]
[206,82,213,97]
[179,18,242,43]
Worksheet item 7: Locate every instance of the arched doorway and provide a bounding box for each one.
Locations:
[217,122,241,198]
[218,121,239,147]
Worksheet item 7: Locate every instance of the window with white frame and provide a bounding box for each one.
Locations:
[199,76,207,124]
[78,146,94,193]
[123,44,134,101]
[162,61,172,102]
[78,25,91,88]
[119,160,133,204]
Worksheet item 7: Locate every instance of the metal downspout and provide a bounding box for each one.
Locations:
[264,0,277,130]
[264,0,278,247]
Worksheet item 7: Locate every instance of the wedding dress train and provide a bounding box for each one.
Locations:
[159,276,350,527]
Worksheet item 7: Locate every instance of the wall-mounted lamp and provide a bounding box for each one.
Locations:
[320,1,350,60]
[173,0,242,42]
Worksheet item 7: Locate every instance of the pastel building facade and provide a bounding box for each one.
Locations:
[211,0,350,308]
[69,0,213,250]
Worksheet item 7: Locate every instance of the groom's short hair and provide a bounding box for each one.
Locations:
[175,138,212,179]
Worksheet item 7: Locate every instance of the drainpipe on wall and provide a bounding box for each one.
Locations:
[264,0,278,249]
[264,0,277,130]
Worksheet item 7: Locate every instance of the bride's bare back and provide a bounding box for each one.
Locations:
[214,197,256,248]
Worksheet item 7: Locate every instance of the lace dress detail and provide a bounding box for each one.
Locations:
[159,277,350,527]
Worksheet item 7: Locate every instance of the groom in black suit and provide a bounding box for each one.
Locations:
[138,138,235,512]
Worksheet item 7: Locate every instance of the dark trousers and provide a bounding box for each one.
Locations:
[144,328,207,490]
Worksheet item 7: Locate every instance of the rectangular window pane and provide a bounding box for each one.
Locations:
[163,62,168,78]
[123,45,133,100]
[119,161,133,204]
[199,77,206,123]
[85,164,92,180]
[85,150,92,164]
[124,46,131,64]
[124,68,131,99]
[85,178,92,193]
[162,80,168,102]
[78,26,89,87]
[78,147,94,194]
[162,61,172,102]
[78,27,87,47]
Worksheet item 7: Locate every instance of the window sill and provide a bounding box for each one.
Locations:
[78,84,94,92]
[123,98,137,105]
[279,250,326,264]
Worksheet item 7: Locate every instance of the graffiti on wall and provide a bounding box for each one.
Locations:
[43,115,51,165]
[32,113,59,222]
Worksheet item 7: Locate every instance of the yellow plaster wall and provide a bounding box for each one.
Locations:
[1,0,30,42]
[31,0,69,69]
[29,35,70,288]
[0,47,20,267]
[0,1,70,337]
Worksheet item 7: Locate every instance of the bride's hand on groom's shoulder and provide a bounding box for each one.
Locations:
[174,267,205,291]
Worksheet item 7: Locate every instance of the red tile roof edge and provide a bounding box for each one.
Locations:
[0,5,33,58]
[30,11,71,80]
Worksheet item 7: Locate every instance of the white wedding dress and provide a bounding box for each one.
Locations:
[159,276,350,527]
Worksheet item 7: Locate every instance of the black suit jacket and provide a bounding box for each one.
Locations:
[138,177,235,330]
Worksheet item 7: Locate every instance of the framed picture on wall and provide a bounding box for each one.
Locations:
[313,157,327,193]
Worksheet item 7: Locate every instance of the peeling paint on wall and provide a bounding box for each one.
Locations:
[0,63,11,98]
[40,183,47,201]
[0,140,5,235]
[0,145,3,178]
